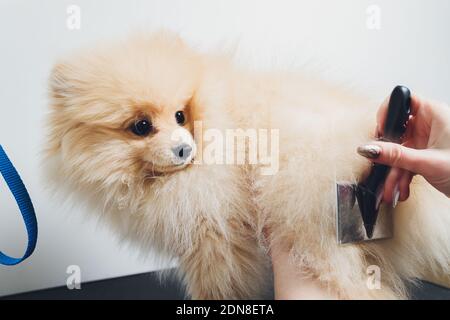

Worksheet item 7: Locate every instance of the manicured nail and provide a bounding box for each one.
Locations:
[392,184,400,208]
[357,144,381,159]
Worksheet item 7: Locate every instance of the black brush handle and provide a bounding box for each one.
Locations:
[356,86,411,238]
[383,86,411,142]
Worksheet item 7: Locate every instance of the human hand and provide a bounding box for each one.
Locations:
[357,94,450,205]
[270,242,337,300]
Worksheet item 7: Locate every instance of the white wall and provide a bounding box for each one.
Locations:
[0,0,449,296]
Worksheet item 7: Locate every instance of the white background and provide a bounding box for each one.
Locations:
[0,0,449,296]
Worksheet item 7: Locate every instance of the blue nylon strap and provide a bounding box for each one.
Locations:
[0,145,38,266]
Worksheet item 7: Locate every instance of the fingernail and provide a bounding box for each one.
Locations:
[392,184,400,208]
[357,144,381,159]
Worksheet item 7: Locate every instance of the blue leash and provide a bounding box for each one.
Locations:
[0,145,38,266]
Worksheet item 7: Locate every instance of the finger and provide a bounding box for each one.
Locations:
[398,170,414,202]
[383,167,402,204]
[409,94,423,117]
[402,115,416,143]
[357,141,433,175]
[374,124,381,139]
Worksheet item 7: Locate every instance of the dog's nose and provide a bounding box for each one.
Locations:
[172,143,192,160]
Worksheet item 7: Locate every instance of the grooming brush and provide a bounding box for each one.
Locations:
[336,85,411,244]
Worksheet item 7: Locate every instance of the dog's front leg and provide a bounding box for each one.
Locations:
[177,217,269,300]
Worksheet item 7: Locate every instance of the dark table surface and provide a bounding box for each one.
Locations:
[2,268,450,300]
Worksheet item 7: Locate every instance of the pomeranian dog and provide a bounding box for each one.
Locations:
[45,32,450,299]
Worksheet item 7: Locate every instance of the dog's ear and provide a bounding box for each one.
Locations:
[49,61,82,106]
[49,63,71,100]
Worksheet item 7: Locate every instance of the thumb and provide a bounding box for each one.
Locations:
[357,141,433,176]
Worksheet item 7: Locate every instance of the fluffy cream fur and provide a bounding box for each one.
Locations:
[45,32,450,299]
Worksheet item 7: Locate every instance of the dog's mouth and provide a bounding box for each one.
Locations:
[144,158,194,176]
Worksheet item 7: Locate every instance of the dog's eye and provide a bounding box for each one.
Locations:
[175,111,185,125]
[130,118,152,137]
